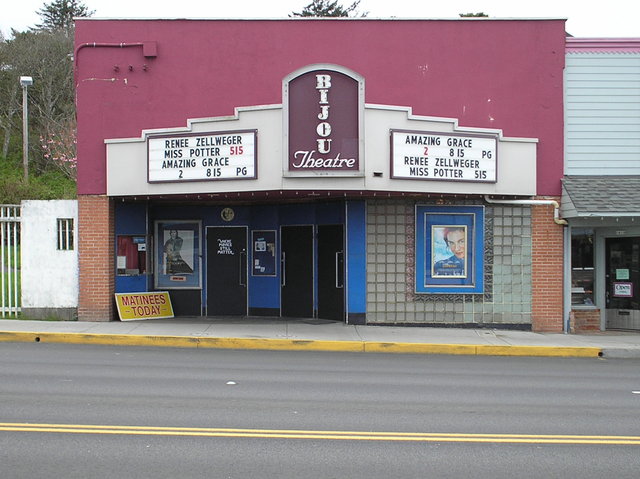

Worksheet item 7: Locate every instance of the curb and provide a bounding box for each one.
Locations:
[0,331,603,358]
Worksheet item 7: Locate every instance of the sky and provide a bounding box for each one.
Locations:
[1,0,639,39]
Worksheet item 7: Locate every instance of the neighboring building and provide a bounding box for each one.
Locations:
[563,38,640,331]
[21,200,78,320]
[74,18,567,331]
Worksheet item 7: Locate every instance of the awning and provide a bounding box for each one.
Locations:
[561,176,640,218]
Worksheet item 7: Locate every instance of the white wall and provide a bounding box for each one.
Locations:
[565,52,640,175]
[21,200,78,309]
[106,104,537,197]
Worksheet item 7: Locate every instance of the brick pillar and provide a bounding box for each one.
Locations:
[78,195,115,321]
[531,199,564,332]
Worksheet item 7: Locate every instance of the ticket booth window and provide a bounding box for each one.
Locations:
[571,229,594,306]
[117,235,147,275]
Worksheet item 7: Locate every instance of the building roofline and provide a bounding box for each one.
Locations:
[566,37,640,53]
[75,17,567,23]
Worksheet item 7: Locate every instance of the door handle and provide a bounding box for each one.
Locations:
[239,250,246,287]
[336,251,344,288]
[281,251,286,286]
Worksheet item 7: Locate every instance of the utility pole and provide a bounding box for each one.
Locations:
[20,76,33,180]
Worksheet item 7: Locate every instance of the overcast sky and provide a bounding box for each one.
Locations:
[2,0,639,38]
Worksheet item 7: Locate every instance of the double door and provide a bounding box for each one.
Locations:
[206,224,345,320]
[281,225,344,321]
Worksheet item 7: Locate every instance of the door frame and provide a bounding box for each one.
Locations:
[206,225,248,316]
[603,235,640,330]
[594,226,640,330]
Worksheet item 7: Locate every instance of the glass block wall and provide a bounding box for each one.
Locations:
[365,199,533,327]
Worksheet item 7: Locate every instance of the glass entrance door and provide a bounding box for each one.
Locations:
[605,237,640,330]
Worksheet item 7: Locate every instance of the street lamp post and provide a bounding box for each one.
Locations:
[20,76,33,180]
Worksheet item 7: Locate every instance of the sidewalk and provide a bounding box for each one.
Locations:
[1,317,640,358]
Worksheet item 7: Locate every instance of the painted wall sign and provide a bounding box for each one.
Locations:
[115,292,174,321]
[148,130,257,182]
[217,238,234,255]
[391,130,497,182]
[287,68,360,172]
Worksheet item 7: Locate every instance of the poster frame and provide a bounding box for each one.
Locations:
[415,205,484,294]
[154,220,202,290]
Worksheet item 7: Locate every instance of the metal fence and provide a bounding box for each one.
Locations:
[1,205,21,317]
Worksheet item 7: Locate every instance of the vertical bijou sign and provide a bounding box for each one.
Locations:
[287,68,360,172]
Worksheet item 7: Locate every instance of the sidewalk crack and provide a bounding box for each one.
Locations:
[353,325,365,342]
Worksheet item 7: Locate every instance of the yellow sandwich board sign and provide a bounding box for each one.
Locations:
[115,292,174,321]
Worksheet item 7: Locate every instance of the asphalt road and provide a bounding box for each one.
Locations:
[1,342,639,478]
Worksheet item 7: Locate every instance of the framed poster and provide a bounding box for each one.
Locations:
[154,221,202,289]
[416,205,484,294]
[252,230,277,276]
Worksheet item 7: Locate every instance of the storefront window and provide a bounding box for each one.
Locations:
[571,229,594,306]
[117,235,147,275]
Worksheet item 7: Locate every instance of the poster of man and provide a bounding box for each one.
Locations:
[432,226,467,277]
[163,229,194,274]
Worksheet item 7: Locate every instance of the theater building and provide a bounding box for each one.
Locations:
[75,18,567,331]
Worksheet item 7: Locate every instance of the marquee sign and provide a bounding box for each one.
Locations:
[148,130,257,183]
[391,130,497,183]
[287,68,361,173]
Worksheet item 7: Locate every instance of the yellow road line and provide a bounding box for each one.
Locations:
[1,423,638,445]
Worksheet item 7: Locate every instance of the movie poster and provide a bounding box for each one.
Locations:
[415,206,484,294]
[155,221,201,289]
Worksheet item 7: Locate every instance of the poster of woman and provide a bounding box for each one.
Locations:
[432,226,467,278]
[415,205,484,294]
[163,229,194,274]
[155,221,201,289]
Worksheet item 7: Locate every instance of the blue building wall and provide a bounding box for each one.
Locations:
[346,201,367,322]
[114,200,366,320]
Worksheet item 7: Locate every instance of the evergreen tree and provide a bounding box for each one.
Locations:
[35,0,94,36]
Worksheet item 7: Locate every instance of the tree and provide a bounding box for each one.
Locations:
[291,0,367,17]
[35,0,94,36]
[0,0,90,199]
[0,36,21,159]
[0,29,76,177]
